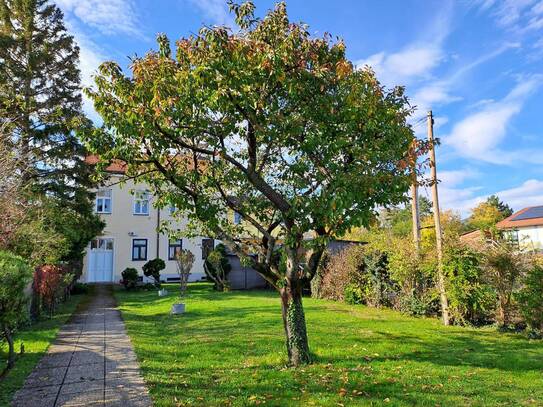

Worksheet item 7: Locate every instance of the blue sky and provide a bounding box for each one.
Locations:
[56,0,543,216]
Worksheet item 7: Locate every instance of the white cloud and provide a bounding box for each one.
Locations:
[421,174,543,216]
[187,0,235,27]
[477,0,543,35]
[493,179,543,210]
[56,0,142,36]
[411,42,519,112]
[357,45,443,88]
[439,168,479,187]
[444,76,543,164]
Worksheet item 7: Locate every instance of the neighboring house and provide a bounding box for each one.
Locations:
[82,157,212,284]
[496,206,543,252]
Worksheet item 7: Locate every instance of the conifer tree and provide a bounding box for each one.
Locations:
[0,0,102,267]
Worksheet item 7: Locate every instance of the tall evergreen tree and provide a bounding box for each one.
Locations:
[0,0,102,266]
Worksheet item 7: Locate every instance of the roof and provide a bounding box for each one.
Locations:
[496,206,543,229]
[85,155,127,174]
[85,154,207,175]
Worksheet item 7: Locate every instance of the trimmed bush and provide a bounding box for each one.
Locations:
[121,267,139,290]
[0,250,33,369]
[143,258,165,288]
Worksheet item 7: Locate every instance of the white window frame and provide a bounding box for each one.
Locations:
[95,189,112,214]
[133,190,150,216]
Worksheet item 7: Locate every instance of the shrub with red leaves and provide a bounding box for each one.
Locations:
[34,264,73,316]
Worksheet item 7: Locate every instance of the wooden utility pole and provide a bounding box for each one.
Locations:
[410,140,421,253]
[427,110,450,326]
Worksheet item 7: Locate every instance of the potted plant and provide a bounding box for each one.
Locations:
[172,249,194,314]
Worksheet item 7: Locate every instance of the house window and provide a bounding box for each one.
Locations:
[95,189,112,214]
[201,238,214,259]
[133,191,150,215]
[132,239,148,261]
[91,238,113,250]
[233,211,242,225]
[168,239,183,260]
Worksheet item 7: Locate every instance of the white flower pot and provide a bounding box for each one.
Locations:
[171,303,185,314]
[158,289,168,297]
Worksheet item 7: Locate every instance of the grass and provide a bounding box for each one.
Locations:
[115,283,543,406]
[0,290,90,406]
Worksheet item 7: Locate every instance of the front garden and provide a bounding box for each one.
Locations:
[115,283,543,406]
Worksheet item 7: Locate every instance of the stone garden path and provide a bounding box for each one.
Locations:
[12,285,152,407]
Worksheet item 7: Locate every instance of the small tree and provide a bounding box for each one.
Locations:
[143,258,166,288]
[0,250,33,369]
[175,249,194,298]
[204,244,232,291]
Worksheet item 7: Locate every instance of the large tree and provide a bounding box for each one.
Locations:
[85,2,419,366]
[0,0,102,267]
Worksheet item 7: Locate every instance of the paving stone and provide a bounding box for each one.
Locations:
[36,352,73,369]
[56,390,104,406]
[70,350,104,366]
[12,384,60,401]
[10,285,152,407]
[104,388,152,407]
[24,366,67,387]
[65,362,104,384]
[11,394,57,407]
[58,380,103,396]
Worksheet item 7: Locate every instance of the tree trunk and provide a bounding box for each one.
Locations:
[280,282,311,366]
[3,325,16,370]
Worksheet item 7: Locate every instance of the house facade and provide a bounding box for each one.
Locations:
[496,206,543,252]
[81,161,212,284]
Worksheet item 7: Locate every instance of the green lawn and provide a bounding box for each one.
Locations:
[115,283,542,407]
[0,291,90,406]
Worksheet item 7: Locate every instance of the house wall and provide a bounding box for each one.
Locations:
[517,226,543,251]
[81,175,208,283]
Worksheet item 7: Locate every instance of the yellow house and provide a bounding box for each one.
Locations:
[81,159,213,284]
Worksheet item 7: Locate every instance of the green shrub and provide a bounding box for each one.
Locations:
[399,290,440,317]
[444,246,496,326]
[517,264,543,336]
[121,267,139,290]
[344,283,364,305]
[143,258,165,288]
[362,251,397,307]
[0,250,33,369]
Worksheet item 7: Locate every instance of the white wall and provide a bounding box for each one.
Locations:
[81,175,209,283]
[518,226,543,251]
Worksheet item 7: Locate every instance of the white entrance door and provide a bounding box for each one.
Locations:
[88,238,114,282]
